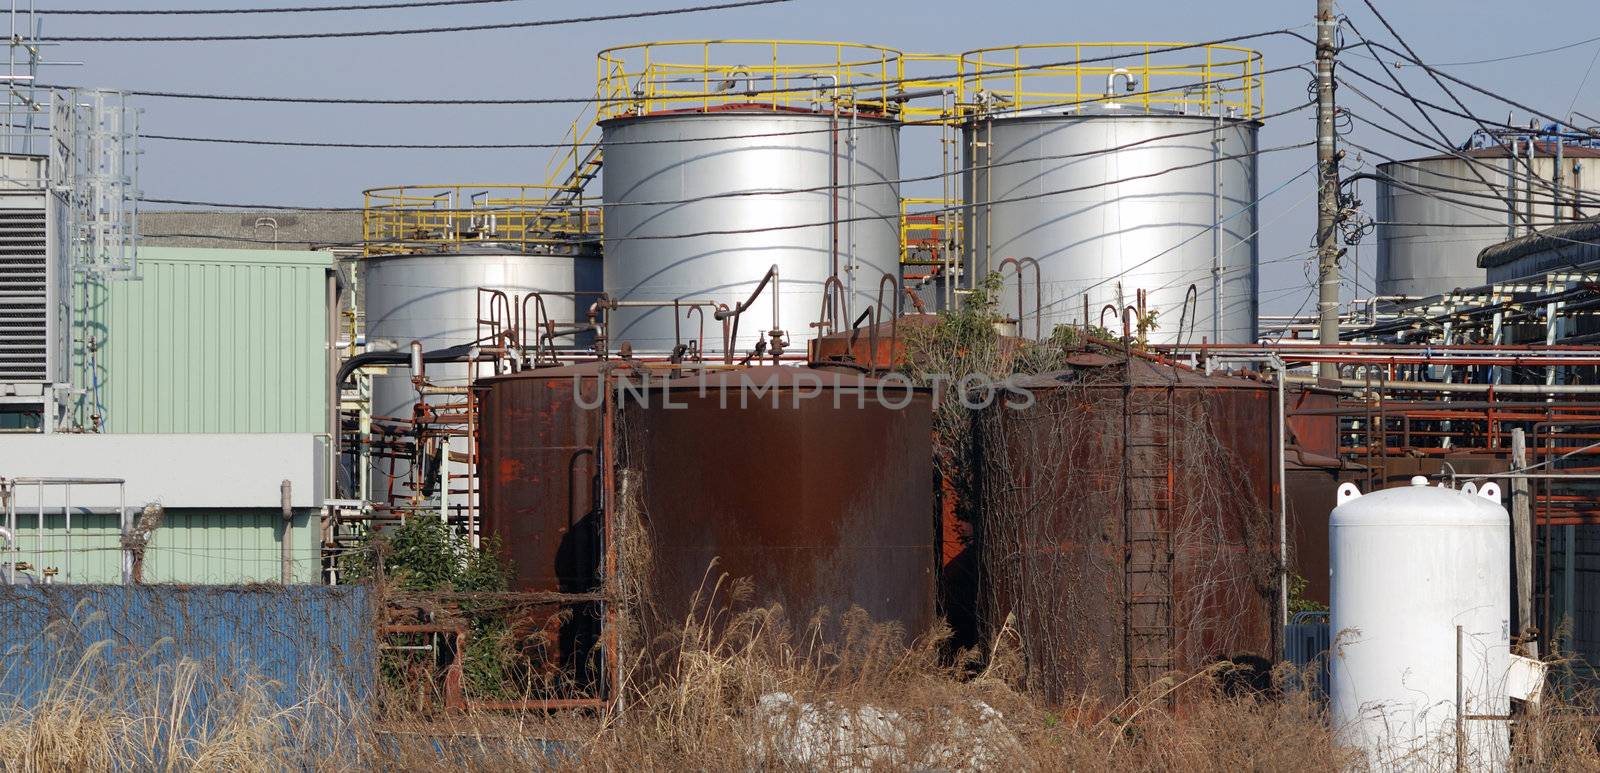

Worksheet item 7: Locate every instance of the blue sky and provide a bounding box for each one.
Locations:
[33,0,1600,313]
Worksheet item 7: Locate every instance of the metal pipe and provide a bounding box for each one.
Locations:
[63,481,69,583]
[714,265,782,364]
[1283,375,1600,394]
[1272,354,1289,630]
[1455,624,1465,772]
[280,480,293,584]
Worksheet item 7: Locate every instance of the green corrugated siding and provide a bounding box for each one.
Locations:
[7,509,320,584]
[80,247,329,434]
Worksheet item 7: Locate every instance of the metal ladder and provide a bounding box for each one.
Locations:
[1123,384,1176,695]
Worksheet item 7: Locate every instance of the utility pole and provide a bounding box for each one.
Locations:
[1315,0,1343,378]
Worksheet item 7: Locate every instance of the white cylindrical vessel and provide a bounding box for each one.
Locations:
[1329,477,1511,771]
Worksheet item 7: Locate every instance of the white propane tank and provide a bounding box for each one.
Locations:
[1330,476,1511,771]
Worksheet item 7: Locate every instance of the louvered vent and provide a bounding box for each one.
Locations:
[0,207,48,382]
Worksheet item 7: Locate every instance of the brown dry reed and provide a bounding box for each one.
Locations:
[6,589,1600,771]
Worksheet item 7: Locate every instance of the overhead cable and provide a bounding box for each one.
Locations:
[46,0,529,14]
[48,0,789,42]
[44,31,1301,102]
[142,141,1314,246]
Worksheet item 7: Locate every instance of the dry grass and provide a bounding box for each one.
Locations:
[6,595,1600,771]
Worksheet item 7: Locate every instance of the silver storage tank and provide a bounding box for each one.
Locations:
[601,111,902,356]
[362,247,602,423]
[1376,142,1600,298]
[964,107,1260,344]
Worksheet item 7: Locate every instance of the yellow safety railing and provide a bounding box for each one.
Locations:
[362,184,601,257]
[897,53,967,121]
[960,43,1263,119]
[595,40,905,120]
[900,197,962,266]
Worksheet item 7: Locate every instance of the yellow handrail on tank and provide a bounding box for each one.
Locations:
[361,184,601,257]
[896,52,967,121]
[900,197,962,266]
[960,42,1263,119]
[595,40,906,120]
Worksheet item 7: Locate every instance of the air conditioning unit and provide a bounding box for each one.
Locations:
[0,154,65,429]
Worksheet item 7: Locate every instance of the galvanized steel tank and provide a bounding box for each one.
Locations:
[1329,478,1511,771]
[960,44,1264,344]
[597,42,904,355]
[363,247,602,422]
[1375,142,1600,297]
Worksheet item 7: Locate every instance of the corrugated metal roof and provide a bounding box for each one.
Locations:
[80,246,331,433]
[1477,216,1600,268]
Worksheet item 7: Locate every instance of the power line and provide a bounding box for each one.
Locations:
[143,140,1314,246]
[48,0,789,42]
[142,101,1314,217]
[1343,11,1526,228]
[46,0,529,14]
[1333,73,1600,208]
[43,32,1302,104]
[137,62,1309,151]
[1568,43,1600,119]
[1343,32,1600,68]
[1354,37,1593,138]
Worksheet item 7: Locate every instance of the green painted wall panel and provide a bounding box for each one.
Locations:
[76,247,330,434]
[6,509,320,584]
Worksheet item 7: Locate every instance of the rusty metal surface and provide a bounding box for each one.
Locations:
[1286,383,1340,459]
[476,363,609,594]
[1285,465,1338,608]
[618,367,937,646]
[973,358,1279,706]
[474,362,612,690]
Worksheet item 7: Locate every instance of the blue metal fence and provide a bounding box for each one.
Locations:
[1284,610,1331,698]
[0,584,376,717]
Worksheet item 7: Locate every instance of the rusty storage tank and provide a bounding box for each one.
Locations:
[972,353,1279,705]
[474,361,612,688]
[597,41,905,355]
[618,366,936,644]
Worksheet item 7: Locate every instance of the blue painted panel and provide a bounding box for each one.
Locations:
[0,585,375,724]
[1285,611,1331,698]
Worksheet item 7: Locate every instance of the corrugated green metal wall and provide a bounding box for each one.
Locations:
[79,247,330,434]
[8,509,320,583]
[41,247,334,584]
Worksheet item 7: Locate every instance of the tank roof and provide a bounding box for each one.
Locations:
[1381,141,1600,165]
[1005,352,1272,391]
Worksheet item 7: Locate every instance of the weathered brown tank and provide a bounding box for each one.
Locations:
[476,362,609,593]
[972,353,1280,705]
[478,363,937,684]
[474,362,610,688]
[618,365,936,645]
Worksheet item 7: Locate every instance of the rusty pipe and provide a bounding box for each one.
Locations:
[875,272,899,373]
[814,275,847,337]
[998,257,1042,339]
[902,286,927,314]
[685,305,705,362]
[715,265,781,364]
